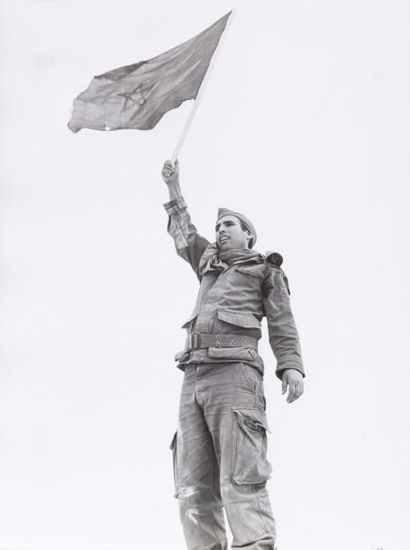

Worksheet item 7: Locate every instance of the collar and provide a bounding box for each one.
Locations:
[199,243,264,276]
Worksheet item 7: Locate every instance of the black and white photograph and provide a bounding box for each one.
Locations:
[0,1,409,549]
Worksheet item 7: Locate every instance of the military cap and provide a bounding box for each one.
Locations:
[216,208,257,248]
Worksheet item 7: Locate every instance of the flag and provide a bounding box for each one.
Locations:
[68,12,231,133]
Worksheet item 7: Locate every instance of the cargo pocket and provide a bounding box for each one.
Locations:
[232,409,272,485]
[169,431,179,498]
[208,346,257,361]
[217,309,261,330]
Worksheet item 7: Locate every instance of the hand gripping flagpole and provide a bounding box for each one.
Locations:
[171,9,236,163]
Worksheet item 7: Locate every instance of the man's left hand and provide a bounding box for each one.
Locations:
[282,369,304,403]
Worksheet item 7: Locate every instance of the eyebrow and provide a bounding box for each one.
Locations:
[215,220,235,231]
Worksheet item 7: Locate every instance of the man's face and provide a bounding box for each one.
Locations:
[215,215,251,251]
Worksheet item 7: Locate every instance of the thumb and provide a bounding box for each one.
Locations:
[282,376,287,394]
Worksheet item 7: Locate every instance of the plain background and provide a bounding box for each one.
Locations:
[1,1,409,549]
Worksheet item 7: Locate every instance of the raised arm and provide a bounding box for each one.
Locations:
[162,160,209,278]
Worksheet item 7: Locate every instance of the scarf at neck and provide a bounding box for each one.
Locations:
[199,244,264,277]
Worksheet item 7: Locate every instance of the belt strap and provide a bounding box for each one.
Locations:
[185,333,258,350]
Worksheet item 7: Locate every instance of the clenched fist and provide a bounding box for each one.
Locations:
[161,159,179,185]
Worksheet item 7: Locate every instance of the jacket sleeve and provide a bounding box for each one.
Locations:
[262,268,304,380]
[163,196,209,278]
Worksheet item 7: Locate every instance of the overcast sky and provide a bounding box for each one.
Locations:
[1,1,409,549]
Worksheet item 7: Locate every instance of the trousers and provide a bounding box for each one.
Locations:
[170,362,276,550]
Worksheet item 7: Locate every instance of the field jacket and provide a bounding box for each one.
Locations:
[164,196,304,379]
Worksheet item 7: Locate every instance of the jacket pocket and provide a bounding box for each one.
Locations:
[217,310,261,330]
[174,350,190,363]
[232,409,272,485]
[208,346,257,361]
[235,266,264,279]
[181,314,197,329]
[169,431,179,498]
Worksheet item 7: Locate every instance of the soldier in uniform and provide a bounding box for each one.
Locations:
[162,159,304,550]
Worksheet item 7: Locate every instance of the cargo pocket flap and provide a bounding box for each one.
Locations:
[208,346,257,361]
[217,310,261,329]
[233,408,270,432]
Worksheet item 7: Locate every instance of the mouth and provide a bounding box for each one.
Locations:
[219,236,230,244]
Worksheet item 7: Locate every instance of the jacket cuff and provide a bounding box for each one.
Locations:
[275,362,305,380]
[163,196,187,215]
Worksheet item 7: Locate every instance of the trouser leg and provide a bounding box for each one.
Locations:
[200,363,276,550]
[171,365,227,550]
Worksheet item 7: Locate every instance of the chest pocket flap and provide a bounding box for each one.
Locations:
[235,265,264,279]
[217,310,261,329]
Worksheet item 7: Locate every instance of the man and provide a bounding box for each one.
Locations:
[162,159,304,550]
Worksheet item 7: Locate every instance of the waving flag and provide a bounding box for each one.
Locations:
[68,12,231,133]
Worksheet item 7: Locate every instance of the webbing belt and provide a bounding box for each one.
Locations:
[185,333,258,350]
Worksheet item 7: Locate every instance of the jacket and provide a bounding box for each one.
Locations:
[164,196,304,379]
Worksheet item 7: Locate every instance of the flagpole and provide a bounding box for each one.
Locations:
[171,9,236,163]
